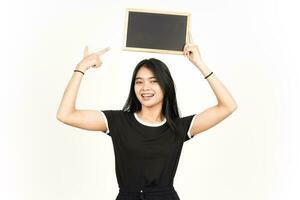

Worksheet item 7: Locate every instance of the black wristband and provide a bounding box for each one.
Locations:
[74,69,84,75]
[205,72,213,79]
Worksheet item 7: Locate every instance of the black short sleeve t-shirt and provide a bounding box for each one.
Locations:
[100,110,196,191]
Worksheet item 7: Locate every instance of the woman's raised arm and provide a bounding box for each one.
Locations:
[56,46,110,132]
[183,32,238,137]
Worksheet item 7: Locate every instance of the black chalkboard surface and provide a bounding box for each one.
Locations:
[123,9,190,54]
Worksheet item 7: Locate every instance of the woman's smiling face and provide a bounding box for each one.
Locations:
[134,66,164,109]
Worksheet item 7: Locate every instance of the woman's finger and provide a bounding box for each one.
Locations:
[84,45,89,57]
[184,45,189,56]
[183,44,188,54]
[188,31,194,43]
[184,43,192,53]
[186,30,192,44]
[95,47,110,56]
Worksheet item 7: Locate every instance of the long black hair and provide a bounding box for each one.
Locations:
[122,58,180,134]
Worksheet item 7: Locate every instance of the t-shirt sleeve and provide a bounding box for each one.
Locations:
[177,114,197,142]
[99,110,120,137]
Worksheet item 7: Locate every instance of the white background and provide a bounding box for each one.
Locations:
[2,0,299,199]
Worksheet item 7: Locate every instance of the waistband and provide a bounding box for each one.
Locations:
[118,185,176,199]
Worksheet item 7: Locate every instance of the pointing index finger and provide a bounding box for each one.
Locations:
[95,47,110,55]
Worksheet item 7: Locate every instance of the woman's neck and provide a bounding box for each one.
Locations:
[136,108,165,123]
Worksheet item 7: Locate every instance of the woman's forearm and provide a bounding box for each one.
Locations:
[56,65,86,119]
[195,62,237,111]
[183,32,237,111]
[56,46,110,120]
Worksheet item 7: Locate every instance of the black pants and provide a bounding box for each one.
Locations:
[116,185,180,200]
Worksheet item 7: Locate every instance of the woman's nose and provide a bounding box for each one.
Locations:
[141,83,151,90]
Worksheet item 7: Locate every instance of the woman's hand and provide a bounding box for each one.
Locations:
[183,31,205,66]
[76,46,110,72]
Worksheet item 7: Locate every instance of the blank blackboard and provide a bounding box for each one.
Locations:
[123,8,190,54]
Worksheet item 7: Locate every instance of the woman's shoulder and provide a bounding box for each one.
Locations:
[101,109,131,118]
[175,114,196,126]
[176,113,196,120]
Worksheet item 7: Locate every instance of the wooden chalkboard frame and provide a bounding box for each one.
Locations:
[123,8,190,55]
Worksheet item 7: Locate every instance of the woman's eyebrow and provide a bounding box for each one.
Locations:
[135,76,156,80]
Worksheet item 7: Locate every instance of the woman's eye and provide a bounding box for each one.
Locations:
[135,80,157,84]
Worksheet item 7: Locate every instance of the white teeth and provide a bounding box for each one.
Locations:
[142,94,154,97]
